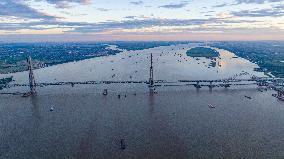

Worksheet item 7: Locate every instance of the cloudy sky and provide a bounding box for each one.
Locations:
[0,0,284,42]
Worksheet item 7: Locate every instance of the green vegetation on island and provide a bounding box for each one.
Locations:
[186,47,220,58]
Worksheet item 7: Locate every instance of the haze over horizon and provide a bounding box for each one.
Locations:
[0,0,284,42]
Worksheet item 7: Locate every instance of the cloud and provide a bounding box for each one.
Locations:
[97,8,111,12]
[0,0,58,20]
[159,1,189,9]
[273,4,284,9]
[62,18,260,33]
[212,3,228,8]
[0,17,242,32]
[2,15,280,42]
[124,16,138,19]
[130,1,143,5]
[39,0,92,8]
[212,0,283,8]
[234,0,283,4]
[0,20,89,31]
[0,0,282,39]
[232,4,284,17]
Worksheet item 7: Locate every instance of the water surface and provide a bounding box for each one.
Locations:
[0,44,283,159]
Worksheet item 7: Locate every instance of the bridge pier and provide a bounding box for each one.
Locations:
[274,79,284,86]
[209,81,214,89]
[258,80,268,87]
[273,80,277,86]
[194,81,201,89]
[220,83,230,88]
[224,84,230,88]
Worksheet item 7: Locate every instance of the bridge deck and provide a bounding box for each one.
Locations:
[2,77,284,88]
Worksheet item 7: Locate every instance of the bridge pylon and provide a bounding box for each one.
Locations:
[149,53,154,88]
[27,56,36,95]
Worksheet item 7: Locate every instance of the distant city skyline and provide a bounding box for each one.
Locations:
[0,0,284,42]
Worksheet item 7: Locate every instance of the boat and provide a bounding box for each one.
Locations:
[244,95,252,99]
[103,89,108,95]
[272,94,278,97]
[120,139,126,150]
[22,92,33,97]
[208,104,215,108]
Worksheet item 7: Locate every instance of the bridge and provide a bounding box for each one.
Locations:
[1,54,284,98]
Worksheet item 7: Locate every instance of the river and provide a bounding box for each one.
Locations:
[0,44,283,159]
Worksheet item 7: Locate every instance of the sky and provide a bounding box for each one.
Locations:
[0,0,284,42]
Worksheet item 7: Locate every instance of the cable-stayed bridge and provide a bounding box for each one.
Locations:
[1,55,284,98]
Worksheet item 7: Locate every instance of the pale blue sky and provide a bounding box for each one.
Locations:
[0,0,283,42]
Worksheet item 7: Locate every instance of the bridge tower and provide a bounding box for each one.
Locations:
[27,56,36,94]
[149,53,154,88]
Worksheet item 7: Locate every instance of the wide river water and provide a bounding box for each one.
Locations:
[0,44,283,159]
